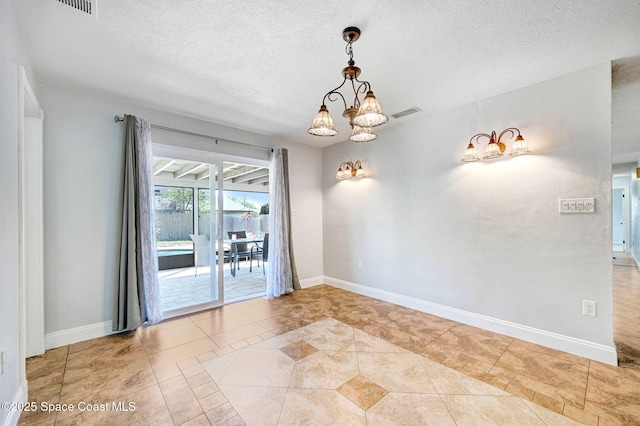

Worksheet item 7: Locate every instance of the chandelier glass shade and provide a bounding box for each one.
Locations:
[308,27,388,142]
[308,105,337,136]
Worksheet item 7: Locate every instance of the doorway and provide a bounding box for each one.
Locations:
[612,186,628,252]
[152,154,269,317]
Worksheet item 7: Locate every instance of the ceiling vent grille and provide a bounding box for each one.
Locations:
[391,106,422,119]
[56,0,95,16]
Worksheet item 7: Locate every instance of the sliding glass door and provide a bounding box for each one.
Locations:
[154,160,223,315]
[153,153,269,316]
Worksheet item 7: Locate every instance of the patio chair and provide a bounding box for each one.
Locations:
[190,234,233,277]
[227,230,253,270]
[190,234,209,277]
[250,233,268,274]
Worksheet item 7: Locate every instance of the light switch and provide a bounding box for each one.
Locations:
[559,198,595,213]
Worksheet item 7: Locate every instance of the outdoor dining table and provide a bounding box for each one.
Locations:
[224,237,263,276]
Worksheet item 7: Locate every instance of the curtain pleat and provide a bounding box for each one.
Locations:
[113,115,163,332]
[267,147,297,296]
[282,149,300,291]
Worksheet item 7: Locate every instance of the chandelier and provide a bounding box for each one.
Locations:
[308,27,388,142]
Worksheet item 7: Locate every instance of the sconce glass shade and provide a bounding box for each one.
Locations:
[335,168,346,180]
[461,143,480,162]
[355,165,365,179]
[352,91,388,128]
[349,125,377,142]
[509,135,531,156]
[483,140,503,159]
[308,105,338,136]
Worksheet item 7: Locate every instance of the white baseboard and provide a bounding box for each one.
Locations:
[45,321,115,350]
[2,380,27,426]
[323,276,618,366]
[299,276,324,289]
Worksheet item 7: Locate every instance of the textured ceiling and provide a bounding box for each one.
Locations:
[10,0,640,152]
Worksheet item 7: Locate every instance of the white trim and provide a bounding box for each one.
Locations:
[2,380,27,426]
[323,276,618,366]
[299,276,324,289]
[45,321,115,350]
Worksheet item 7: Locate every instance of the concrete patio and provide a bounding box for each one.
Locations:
[159,261,266,311]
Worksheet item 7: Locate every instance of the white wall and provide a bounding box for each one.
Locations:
[40,83,323,339]
[323,63,615,363]
[0,0,38,422]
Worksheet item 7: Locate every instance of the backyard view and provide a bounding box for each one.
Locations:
[153,158,269,312]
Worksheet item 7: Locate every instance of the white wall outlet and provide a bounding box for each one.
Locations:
[582,300,597,317]
[358,260,364,269]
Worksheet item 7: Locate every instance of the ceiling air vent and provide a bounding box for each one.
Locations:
[56,0,95,16]
[391,106,422,119]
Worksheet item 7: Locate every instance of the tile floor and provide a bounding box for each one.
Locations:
[19,262,640,425]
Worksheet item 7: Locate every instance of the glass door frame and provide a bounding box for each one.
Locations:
[153,144,269,318]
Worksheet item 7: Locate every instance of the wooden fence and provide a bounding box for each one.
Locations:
[155,212,269,241]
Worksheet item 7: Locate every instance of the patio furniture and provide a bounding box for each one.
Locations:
[190,234,209,277]
[250,233,268,274]
[190,234,233,277]
[227,230,253,270]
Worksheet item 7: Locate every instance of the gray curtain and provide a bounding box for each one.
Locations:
[113,115,163,331]
[267,147,300,296]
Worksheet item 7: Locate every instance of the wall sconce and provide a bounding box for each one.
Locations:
[461,127,531,162]
[336,161,365,180]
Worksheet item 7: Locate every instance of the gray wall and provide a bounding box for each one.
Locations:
[323,64,614,354]
[40,83,324,335]
[0,0,39,419]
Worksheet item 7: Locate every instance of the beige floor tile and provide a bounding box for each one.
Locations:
[218,385,285,426]
[289,351,359,389]
[357,352,437,393]
[279,340,318,361]
[159,375,204,425]
[24,269,640,426]
[139,321,210,354]
[366,393,456,425]
[217,348,295,387]
[419,356,509,396]
[353,328,409,353]
[210,323,270,347]
[301,318,356,351]
[337,374,388,410]
[192,311,256,336]
[181,413,213,426]
[278,388,366,426]
[441,395,546,425]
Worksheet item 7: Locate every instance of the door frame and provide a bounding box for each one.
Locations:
[612,184,630,252]
[153,144,269,317]
[18,64,46,369]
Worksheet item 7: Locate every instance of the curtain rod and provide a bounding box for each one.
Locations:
[114,115,272,152]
